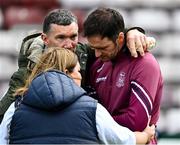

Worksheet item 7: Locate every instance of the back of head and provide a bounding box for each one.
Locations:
[34,47,78,74]
[43,9,78,34]
[15,47,78,96]
[84,7,125,41]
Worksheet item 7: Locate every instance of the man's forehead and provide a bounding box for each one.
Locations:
[50,23,78,32]
[88,36,112,46]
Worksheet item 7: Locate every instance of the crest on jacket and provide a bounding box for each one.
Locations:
[116,71,126,87]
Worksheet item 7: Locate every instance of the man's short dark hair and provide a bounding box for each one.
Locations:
[43,9,78,33]
[83,7,125,41]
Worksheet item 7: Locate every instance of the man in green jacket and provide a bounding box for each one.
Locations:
[0,8,154,122]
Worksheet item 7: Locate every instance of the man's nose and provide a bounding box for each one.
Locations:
[95,49,102,58]
[63,39,76,49]
[64,43,73,49]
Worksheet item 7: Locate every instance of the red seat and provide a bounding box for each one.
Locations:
[4,6,45,29]
[0,8,3,28]
[0,0,60,8]
[71,9,86,33]
[21,0,60,9]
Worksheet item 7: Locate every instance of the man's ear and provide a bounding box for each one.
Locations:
[116,32,124,48]
[41,33,48,46]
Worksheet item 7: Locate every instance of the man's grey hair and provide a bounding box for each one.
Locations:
[43,9,78,33]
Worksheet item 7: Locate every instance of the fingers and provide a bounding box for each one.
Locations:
[127,37,138,58]
[151,134,155,140]
[141,35,148,51]
[146,124,155,142]
[149,123,155,137]
[150,124,155,130]
[135,35,144,56]
[150,125,156,140]
[126,29,147,58]
[126,30,156,58]
[147,37,156,51]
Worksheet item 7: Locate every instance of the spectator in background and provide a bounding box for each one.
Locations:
[0,47,155,144]
[0,8,155,122]
[83,7,163,144]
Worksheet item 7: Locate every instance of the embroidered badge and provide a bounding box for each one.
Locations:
[116,71,126,87]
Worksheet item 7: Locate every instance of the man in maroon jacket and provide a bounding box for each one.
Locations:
[84,7,163,144]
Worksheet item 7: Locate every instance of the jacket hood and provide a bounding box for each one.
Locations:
[23,70,86,110]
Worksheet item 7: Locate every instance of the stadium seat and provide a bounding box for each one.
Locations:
[166,109,180,134]
[60,0,102,8]
[4,6,45,29]
[172,10,180,32]
[157,111,167,133]
[0,82,8,99]
[158,57,180,83]
[0,56,18,80]
[0,30,17,54]
[157,58,171,82]
[172,87,180,107]
[168,59,180,83]
[0,30,28,54]
[0,0,60,8]
[158,33,180,57]
[0,8,3,29]
[130,9,171,32]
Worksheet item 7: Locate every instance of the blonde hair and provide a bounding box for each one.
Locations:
[15,47,78,96]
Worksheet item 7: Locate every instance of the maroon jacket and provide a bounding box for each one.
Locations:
[90,52,163,132]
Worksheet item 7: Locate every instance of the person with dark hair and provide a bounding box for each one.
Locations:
[83,7,163,144]
[0,8,155,122]
[0,48,155,144]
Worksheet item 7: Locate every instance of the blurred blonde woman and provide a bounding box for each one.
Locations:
[0,47,155,144]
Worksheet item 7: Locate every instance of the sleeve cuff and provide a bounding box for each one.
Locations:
[125,27,145,34]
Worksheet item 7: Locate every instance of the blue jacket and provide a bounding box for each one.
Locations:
[9,70,99,144]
